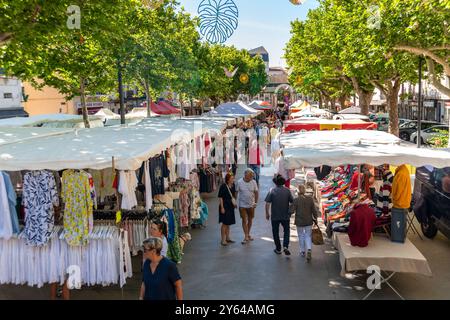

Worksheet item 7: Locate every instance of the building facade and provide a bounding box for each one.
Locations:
[22,82,77,116]
[0,75,27,119]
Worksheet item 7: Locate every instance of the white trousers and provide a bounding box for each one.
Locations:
[297,226,312,253]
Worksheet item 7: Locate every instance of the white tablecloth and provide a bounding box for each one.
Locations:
[333,233,432,277]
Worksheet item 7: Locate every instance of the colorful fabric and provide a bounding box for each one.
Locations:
[376,171,394,216]
[0,172,19,237]
[62,170,93,246]
[165,209,182,263]
[348,203,376,247]
[392,165,412,209]
[22,170,59,246]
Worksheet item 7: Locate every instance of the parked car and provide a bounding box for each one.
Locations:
[399,121,441,142]
[410,125,449,144]
[413,166,450,239]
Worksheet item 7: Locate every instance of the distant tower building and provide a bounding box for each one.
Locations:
[249,46,269,74]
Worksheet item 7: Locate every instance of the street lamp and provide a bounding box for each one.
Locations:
[117,59,125,125]
[417,57,423,148]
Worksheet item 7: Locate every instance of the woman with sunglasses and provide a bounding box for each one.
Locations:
[139,237,183,300]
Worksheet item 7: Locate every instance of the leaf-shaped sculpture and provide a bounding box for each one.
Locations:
[198,0,239,44]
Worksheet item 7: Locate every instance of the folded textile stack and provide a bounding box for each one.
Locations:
[318,165,356,223]
[318,165,379,236]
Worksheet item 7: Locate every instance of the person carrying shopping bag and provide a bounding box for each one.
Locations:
[290,184,319,262]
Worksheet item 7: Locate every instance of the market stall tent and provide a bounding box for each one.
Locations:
[206,101,261,118]
[284,119,377,132]
[0,114,104,128]
[281,130,450,168]
[0,127,74,146]
[158,101,181,114]
[0,118,229,171]
[94,108,120,121]
[249,101,272,111]
[291,106,331,118]
[290,101,310,113]
[339,106,361,114]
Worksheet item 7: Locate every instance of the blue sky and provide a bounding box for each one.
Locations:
[178,0,319,67]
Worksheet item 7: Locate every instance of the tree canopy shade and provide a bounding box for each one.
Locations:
[0,0,267,120]
[386,0,450,97]
[183,43,267,107]
[0,0,145,127]
[285,0,431,136]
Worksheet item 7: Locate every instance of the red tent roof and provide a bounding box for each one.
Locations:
[158,101,181,114]
[142,102,171,115]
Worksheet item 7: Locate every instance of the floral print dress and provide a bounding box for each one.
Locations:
[62,170,93,246]
[22,171,59,246]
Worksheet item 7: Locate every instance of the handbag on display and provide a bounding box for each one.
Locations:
[312,222,324,245]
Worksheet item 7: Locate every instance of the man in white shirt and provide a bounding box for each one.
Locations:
[236,168,259,244]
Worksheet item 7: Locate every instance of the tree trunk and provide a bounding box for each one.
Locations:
[190,98,194,116]
[358,90,374,115]
[350,77,373,115]
[387,79,402,136]
[80,78,90,129]
[323,97,329,110]
[318,95,323,109]
[144,82,151,118]
[330,98,337,112]
[339,96,347,111]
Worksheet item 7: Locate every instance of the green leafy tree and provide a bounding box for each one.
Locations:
[388,0,450,97]
[288,0,420,135]
[1,0,143,127]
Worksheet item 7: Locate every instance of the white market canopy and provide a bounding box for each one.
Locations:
[125,107,154,119]
[290,100,304,108]
[339,106,361,114]
[94,108,120,121]
[0,127,73,146]
[208,101,261,117]
[0,118,229,171]
[291,106,331,118]
[281,130,450,169]
[0,114,104,128]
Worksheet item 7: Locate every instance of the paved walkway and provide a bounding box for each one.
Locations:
[1,165,450,300]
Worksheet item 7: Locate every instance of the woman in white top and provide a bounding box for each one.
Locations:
[150,220,168,257]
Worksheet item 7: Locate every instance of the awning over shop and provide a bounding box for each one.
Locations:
[0,108,28,120]
[0,118,229,171]
[281,130,450,168]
